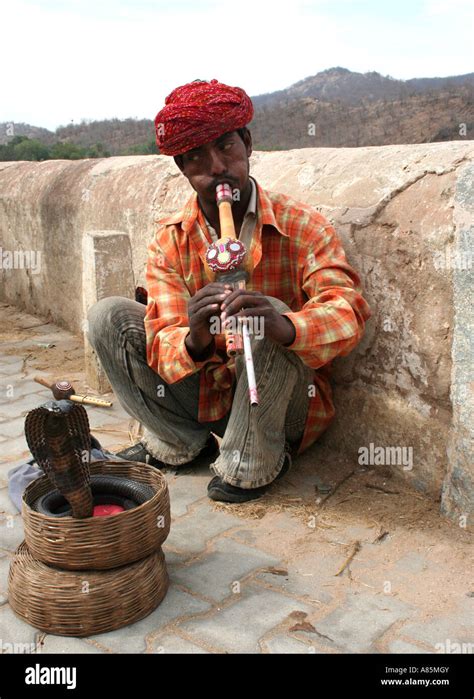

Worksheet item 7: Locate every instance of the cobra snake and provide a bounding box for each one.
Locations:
[24,400,93,518]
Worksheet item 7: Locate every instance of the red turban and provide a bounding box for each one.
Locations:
[154,79,254,156]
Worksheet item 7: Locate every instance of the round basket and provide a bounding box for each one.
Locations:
[8,541,169,637]
[22,460,170,570]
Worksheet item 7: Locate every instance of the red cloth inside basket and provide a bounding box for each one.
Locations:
[93,504,125,516]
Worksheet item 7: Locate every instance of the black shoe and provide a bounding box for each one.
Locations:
[115,435,219,469]
[207,454,291,503]
[207,476,268,503]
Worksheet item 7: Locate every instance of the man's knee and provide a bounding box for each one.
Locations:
[86,296,137,347]
[265,295,291,315]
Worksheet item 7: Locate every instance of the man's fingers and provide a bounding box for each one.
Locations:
[190,292,229,316]
[194,282,229,302]
[221,293,267,318]
[221,288,262,309]
[189,286,264,329]
[193,304,221,322]
[190,284,232,312]
[233,307,271,317]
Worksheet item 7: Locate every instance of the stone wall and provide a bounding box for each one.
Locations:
[0,143,472,524]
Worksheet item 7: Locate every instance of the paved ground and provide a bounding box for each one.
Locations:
[0,304,472,654]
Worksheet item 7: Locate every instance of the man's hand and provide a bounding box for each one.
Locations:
[186,282,232,359]
[221,289,296,346]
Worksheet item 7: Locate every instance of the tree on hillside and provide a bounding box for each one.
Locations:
[85,142,111,158]
[0,135,30,160]
[122,139,158,155]
[49,142,87,159]
[11,137,49,161]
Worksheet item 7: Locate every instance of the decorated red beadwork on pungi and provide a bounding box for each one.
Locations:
[206,238,246,273]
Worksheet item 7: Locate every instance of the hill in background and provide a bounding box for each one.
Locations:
[252,66,474,106]
[1,67,473,157]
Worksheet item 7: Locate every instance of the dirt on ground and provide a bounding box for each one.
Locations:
[1,303,87,390]
[213,446,473,614]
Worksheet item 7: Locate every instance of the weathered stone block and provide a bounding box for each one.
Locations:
[82,230,135,393]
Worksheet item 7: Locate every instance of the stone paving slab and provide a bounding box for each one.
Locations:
[0,488,21,516]
[40,636,106,654]
[150,633,210,654]
[165,501,243,554]
[0,357,26,366]
[0,468,8,490]
[87,410,132,430]
[0,417,27,440]
[19,324,63,336]
[0,604,41,646]
[177,584,314,654]
[0,554,12,596]
[162,549,190,566]
[261,634,316,654]
[87,400,131,423]
[0,452,32,479]
[0,392,57,419]
[0,379,48,402]
[0,435,30,461]
[171,538,280,602]
[389,639,432,654]
[0,362,24,376]
[0,515,24,552]
[399,598,473,652]
[164,469,211,518]
[313,591,412,653]
[89,587,213,653]
[393,552,433,574]
[254,549,341,605]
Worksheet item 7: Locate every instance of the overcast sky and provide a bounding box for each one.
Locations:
[2,0,473,131]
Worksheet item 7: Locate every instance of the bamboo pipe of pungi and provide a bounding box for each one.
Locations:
[204,183,259,406]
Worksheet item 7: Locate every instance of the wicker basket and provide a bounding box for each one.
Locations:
[8,541,169,637]
[22,460,170,570]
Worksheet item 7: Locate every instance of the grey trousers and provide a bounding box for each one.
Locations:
[87,296,313,489]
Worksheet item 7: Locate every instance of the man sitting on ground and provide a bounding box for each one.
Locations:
[87,79,371,503]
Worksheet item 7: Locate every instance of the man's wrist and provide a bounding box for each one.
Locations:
[185,333,215,361]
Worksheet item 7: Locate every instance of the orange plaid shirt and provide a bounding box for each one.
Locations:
[145,180,371,455]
